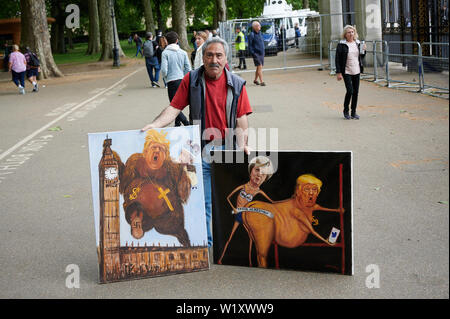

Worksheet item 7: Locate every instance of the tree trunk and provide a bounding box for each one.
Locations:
[57,19,66,53]
[216,0,226,24]
[50,2,59,53]
[98,0,113,60]
[303,0,310,9]
[20,0,63,78]
[67,29,74,50]
[154,0,165,33]
[171,0,189,51]
[142,0,156,34]
[112,4,125,57]
[98,0,124,60]
[87,0,101,55]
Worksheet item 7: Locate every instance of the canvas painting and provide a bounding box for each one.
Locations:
[212,151,353,275]
[88,126,209,284]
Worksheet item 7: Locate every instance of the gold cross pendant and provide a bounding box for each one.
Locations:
[158,187,174,211]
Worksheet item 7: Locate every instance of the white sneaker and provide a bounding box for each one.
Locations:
[19,86,25,95]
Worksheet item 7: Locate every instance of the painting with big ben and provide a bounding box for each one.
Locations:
[88,126,208,283]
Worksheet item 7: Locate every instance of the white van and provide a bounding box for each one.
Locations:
[262,0,319,46]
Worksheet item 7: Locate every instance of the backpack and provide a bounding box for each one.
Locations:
[143,40,154,58]
[28,52,40,67]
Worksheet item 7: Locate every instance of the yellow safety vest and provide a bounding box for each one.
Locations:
[235,31,246,51]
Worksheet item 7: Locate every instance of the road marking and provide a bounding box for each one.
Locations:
[89,87,106,94]
[67,97,106,121]
[46,103,78,117]
[104,83,127,96]
[0,67,143,162]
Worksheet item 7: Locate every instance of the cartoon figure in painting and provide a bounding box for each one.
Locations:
[242,174,344,268]
[217,156,275,265]
[113,129,192,246]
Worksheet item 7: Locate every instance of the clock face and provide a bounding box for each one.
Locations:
[105,167,118,180]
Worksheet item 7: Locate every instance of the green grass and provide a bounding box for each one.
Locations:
[52,40,139,65]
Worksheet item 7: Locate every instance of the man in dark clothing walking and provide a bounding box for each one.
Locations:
[248,21,266,86]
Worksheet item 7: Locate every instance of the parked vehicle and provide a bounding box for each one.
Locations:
[262,0,319,47]
[233,20,279,57]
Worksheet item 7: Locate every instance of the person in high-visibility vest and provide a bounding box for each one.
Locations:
[235,26,247,70]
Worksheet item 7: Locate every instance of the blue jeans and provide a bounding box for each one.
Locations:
[202,143,224,247]
[145,57,160,83]
[136,45,142,57]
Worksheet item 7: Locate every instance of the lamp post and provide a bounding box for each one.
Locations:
[110,0,120,67]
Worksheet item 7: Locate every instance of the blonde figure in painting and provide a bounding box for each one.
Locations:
[243,174,344,268]
[217,156,275,265]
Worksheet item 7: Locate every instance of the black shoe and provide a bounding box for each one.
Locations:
[153,81,160,88]
[351,113,360,120]
[343,113,351,120]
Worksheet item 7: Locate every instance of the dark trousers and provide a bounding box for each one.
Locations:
[238,50,246,69]
[145,57,160,83]
[12,70,25,87]
[167,79,189,126]
[343,73,360,115]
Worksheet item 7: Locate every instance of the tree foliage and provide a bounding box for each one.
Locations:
[0,0,21,18]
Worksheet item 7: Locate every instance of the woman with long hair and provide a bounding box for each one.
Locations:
[193,31,208,69]
[335,25,366,120]
[157,36,168,88]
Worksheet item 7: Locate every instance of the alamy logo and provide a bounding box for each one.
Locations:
[365,264,380,288]
[65,264,80,288]
[65,4,80,29]
[366,3,381,29]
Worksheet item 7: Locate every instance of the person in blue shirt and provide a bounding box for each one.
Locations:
[160,31,191,126]
[248,21,266,86]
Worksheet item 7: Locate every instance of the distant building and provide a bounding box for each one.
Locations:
[0,17,55,69]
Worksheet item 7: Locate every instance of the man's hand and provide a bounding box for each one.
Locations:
[336,73,343,81]
[236,115,249,155]
[141,123,155,132]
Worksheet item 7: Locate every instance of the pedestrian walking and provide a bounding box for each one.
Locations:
[193,31,208,69]
[141,37,252,247]
[235,26,246,70]
[24,47,40,92]
[160,31,191,126]
[157,36,168,88]
[294,22,301,49]
[335,25,366,120]
[8,44,27,95]
[143,32,160,88]
[248,21,266,86]
[133,34,143,57]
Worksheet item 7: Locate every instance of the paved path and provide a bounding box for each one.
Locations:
[0,59,448,299]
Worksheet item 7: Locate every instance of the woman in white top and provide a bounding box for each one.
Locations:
[193,31,208,69]
[335,25,366,120]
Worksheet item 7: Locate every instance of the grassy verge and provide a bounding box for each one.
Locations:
[52,40,139,65]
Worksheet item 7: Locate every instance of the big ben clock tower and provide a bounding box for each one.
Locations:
[98,136,121,283]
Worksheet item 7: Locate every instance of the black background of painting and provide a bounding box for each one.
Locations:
[211,151,352,275]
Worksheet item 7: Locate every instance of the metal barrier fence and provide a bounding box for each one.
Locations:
[219,16,448,99]
[329,40,449,99]
[219,15,323,73]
